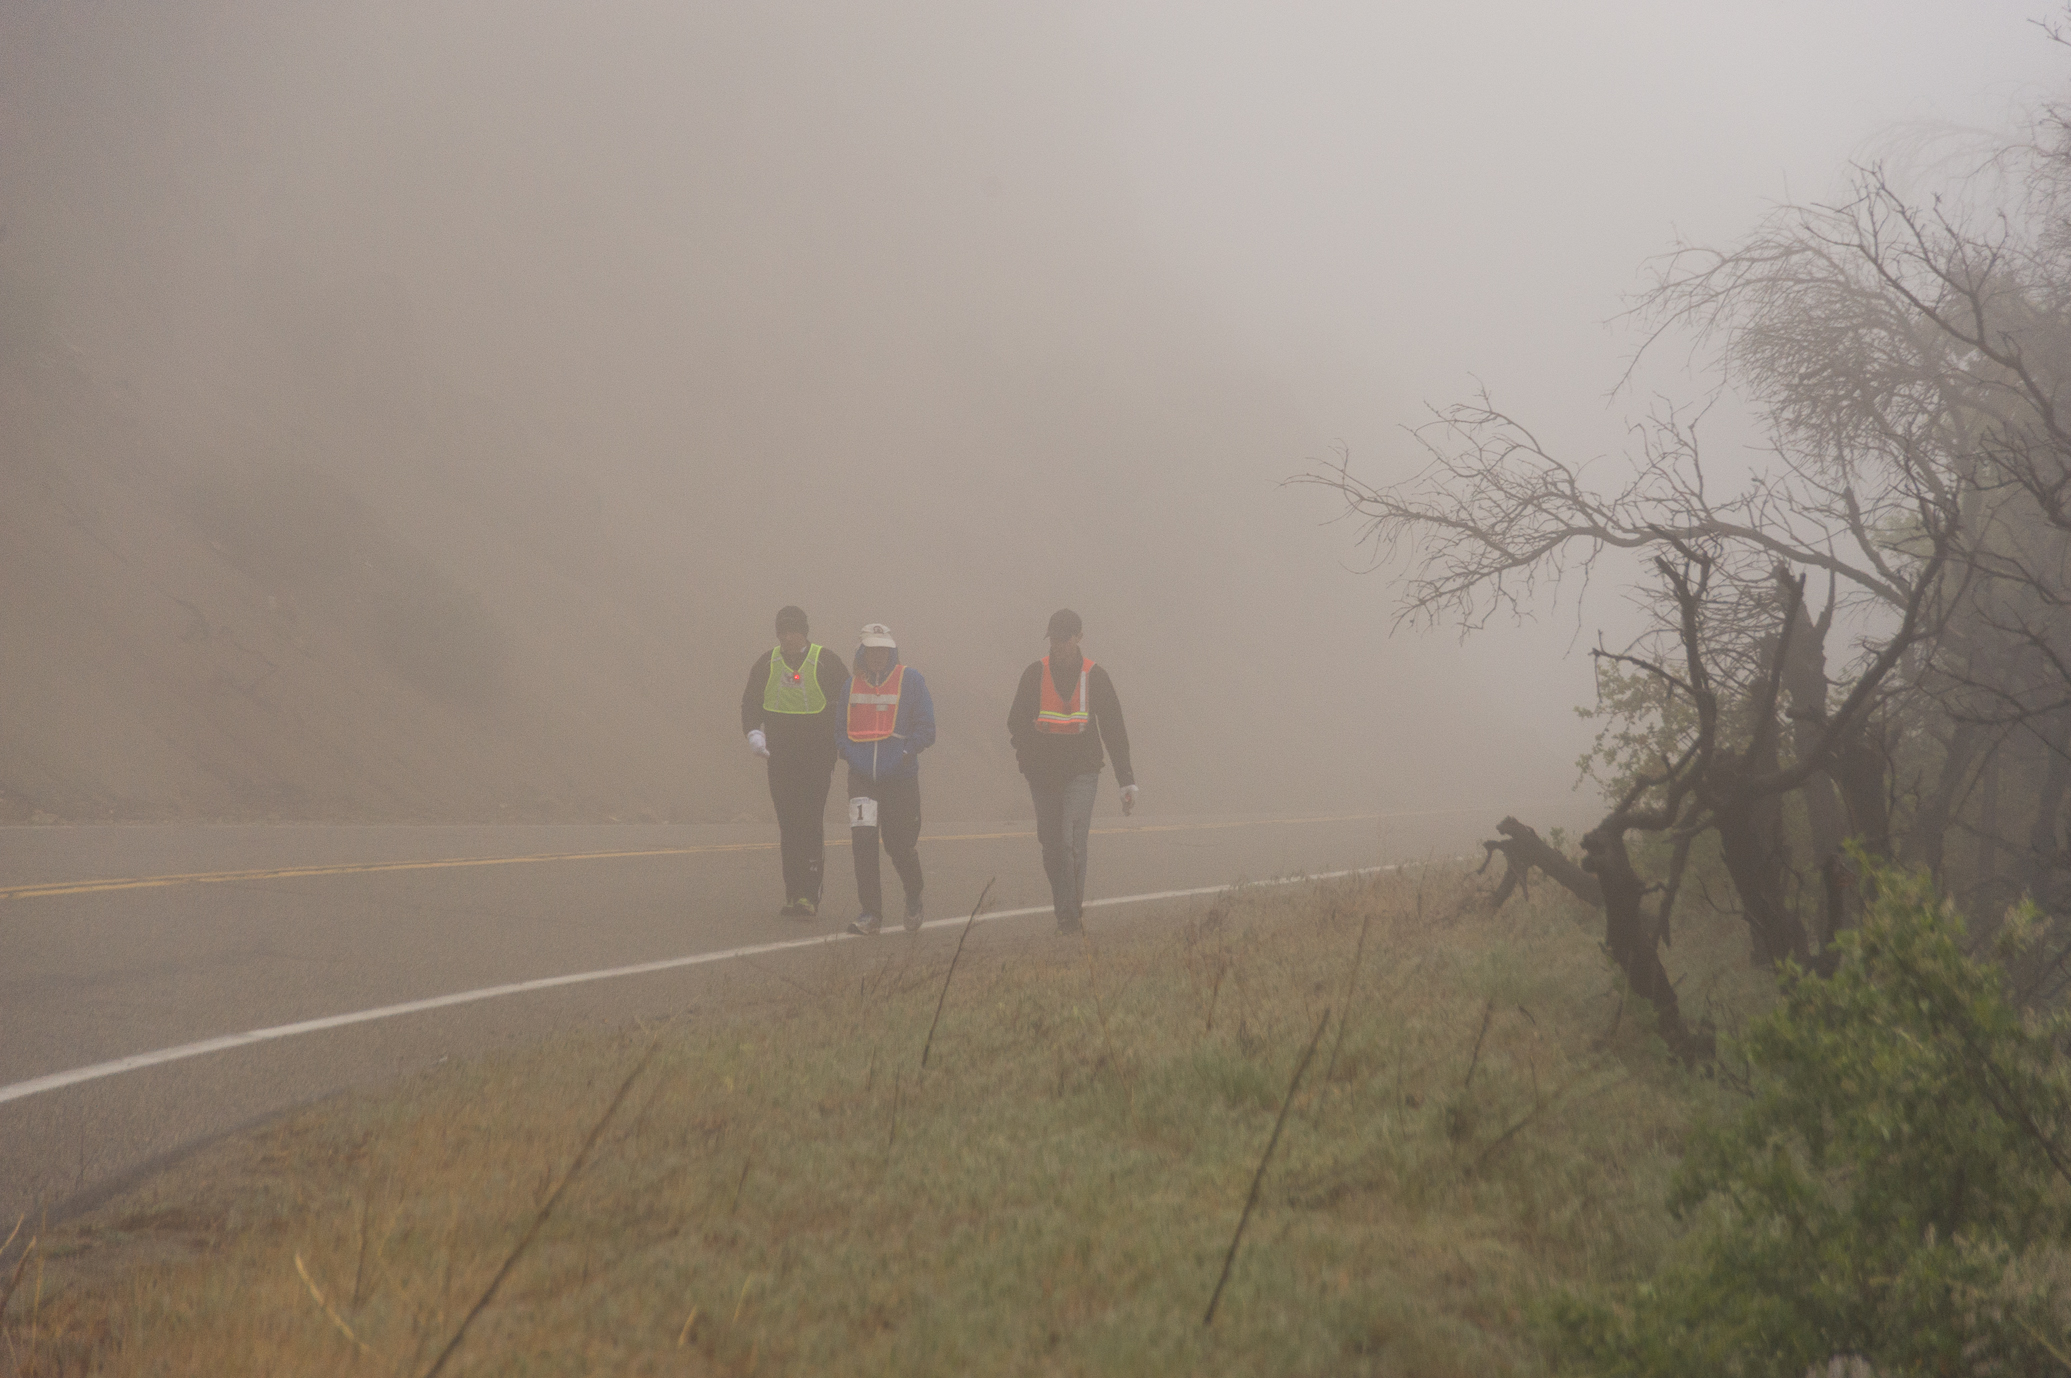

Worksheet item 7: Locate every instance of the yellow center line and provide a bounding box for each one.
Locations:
[0,807,1483,902]
[0,842,780,901]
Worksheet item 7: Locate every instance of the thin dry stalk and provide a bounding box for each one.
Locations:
[920,878,994,1069]
[887,1072,904,1151]
[1463,998,1496,1089]
[732,1274,756,1323]
[1082,938,1133,1106]
[1204,1006,1331,1327]
[435,1193,461,1312]
[295,1251,374,1354]
[421,1033,665,1378]
[1470,1071,1630,1174]
[28,1242,42,1358]
[1320,906,1363,1085]
[2017,1315,2071,1369]
[728,1160,753,1215]
[351,1184,379,1309]
[0,1233,35,1325]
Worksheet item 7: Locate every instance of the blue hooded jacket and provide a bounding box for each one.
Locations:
[835,643,936,781]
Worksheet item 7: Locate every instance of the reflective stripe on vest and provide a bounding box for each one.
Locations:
[1035,655,1094,734]
[846,664,906,742]
[763,644,827,715]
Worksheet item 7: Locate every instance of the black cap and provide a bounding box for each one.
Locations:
[1046,608,1082,640]
[775,605,809,635]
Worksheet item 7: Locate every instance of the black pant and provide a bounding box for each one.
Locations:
[848,771,922,917]
[768,751,835,903]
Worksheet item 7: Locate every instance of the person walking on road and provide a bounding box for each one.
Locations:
[742,605,849,918]
[1006,608,1136,934]
[835,623,936,935]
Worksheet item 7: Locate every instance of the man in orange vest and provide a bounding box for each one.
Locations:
[1006,608,1136,934]
[835,623,936,935]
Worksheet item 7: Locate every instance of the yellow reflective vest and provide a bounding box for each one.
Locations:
[763,644,827,715]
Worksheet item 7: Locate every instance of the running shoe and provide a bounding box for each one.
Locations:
[846,913,882,936]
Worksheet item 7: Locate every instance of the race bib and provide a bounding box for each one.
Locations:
[848,796,879,829]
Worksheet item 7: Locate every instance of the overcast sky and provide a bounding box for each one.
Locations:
[1085,2,2061,427]
[1070,2,2067,739]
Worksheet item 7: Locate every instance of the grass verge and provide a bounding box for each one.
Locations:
[4,866,1754,1376]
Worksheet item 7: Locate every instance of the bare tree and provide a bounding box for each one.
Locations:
[1300,383,1955,967]
[1308,88,2071,1023]
[1639,132,2071,949]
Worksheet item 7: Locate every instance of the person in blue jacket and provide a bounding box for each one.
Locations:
[835,623,936,934]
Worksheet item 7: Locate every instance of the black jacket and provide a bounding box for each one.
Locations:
[1006,656,1134,787]
[741,644,850,764]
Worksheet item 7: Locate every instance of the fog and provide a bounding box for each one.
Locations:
[0,2,2060,825]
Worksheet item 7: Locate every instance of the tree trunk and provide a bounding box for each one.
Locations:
[1798,714,1891,957]
[1968,748,2004,919]
[1829,717,1891,857]
[1714,799,1811,967]
[1710,691,1811,969]
[1911,722,1983,877]
[1581,817,1708,1063]
[1780,609,1848,855]
[2017,717,2071,910]
[1779,611,1854,942]
[1480,816,1603,909]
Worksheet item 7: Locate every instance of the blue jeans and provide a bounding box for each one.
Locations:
[1029,771,1100,926]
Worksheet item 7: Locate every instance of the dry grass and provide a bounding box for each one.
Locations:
[2,866,1762,1376]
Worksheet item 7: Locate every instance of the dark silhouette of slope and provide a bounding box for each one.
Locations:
[0,340,720,822]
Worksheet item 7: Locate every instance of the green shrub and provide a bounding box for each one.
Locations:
[1550,863,2071,1376]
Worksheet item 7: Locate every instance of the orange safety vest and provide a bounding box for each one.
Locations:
[1035,656,1094,734]
[846,664,906,742]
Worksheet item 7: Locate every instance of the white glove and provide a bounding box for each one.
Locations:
[747,729,770,758]
[1121,784,1139,815]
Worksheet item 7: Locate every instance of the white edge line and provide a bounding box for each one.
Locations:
[0,864,1417,1107]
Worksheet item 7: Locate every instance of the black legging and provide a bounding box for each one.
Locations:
[847,771,922,917]
[767,751,835,903]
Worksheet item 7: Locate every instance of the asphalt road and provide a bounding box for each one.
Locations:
[0,806,1505,1226]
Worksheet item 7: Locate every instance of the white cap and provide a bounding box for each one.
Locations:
[859,623,896,647]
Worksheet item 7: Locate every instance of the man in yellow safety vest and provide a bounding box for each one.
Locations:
[740,605,849,917]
